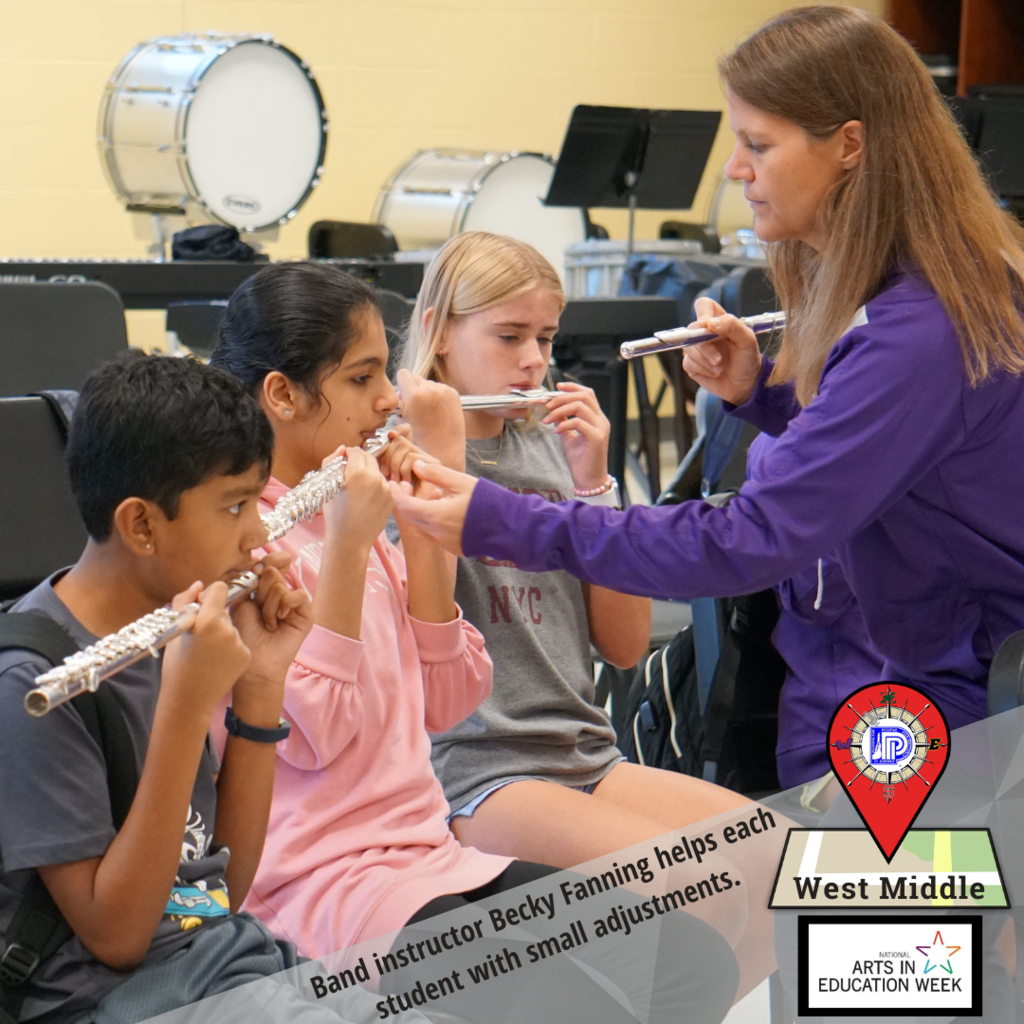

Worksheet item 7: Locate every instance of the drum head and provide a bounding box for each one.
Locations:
[462,155,586,279]
[185,41,324,230]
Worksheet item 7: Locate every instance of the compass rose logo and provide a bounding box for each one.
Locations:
[827,683,950,860]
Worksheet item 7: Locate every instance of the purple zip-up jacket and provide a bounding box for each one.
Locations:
[746,432,885,788]
[463,270,1024,732]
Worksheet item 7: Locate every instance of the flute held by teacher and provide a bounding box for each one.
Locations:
[619,310,786,360]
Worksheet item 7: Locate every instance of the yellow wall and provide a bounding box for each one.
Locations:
[0,0,882,348]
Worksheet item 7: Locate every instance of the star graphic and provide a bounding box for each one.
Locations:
[916,930,961,974]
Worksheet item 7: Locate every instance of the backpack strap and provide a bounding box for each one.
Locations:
[699,602,740,783]
[0,878,72,1022]
[0,610,139,1020]
[0,613,79,667]
[0,612,139,827]
[77,687,138,831]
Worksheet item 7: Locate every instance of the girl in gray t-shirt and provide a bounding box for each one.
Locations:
[402,232,752,871]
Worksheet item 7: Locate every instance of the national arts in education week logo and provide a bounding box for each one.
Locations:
[828,682,950,860]
[798,916,981,1016]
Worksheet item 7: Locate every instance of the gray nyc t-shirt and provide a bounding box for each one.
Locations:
[0,576,231,1021]
[429,425,621,813]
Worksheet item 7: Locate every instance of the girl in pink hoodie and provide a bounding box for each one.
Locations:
[210,262,547,957]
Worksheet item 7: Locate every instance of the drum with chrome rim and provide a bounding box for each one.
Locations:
[373,149,588,280]
[99,33,327,233]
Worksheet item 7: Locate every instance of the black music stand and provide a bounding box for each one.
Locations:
[545,105,721,252]
[554,297,678,501]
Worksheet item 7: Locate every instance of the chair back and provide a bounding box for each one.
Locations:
[720,265,777,318]
[308,221,398,259]
[0,281,127,395]
[166,301,228,360]
[989,631,1024,717]
[376,290,415,377]
[0,397,86,600]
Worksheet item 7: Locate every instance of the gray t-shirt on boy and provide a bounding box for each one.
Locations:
[0,576,231,1021]
[430,424,621,813]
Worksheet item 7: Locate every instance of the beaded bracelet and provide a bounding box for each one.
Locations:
[573,476,616,498]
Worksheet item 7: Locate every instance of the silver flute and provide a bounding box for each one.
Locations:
[25,428,393,717]
[619,310,786,360]
[459,389,561,409]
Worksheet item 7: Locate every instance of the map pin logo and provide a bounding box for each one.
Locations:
[827,683,950,862]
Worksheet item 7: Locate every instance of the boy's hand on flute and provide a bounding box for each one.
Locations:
[162,582,251,719]
[394,368,466,472]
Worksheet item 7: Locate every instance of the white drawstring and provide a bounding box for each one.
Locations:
[814,558,825,611]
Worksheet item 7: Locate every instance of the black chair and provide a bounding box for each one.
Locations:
[985,630,1024,1022]
[0,397,86,600]
[0,281,128,396]
[166,300,228,360]
[377,289,415,377]
[719,265,777,317]
[308,221,398,260]
[988,631,1024,717]
[659,219,722,254]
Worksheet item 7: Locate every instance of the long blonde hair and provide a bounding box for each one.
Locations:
[403,231,565,383]
[721,5,1024,405]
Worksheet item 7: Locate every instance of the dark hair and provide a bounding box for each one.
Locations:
[67,351,274,541]
[211,261,381,400]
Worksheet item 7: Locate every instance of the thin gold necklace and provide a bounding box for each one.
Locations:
[466,427,504,467]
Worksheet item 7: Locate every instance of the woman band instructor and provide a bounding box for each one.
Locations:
[393,5,1024,736]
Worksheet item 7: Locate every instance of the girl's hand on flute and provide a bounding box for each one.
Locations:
[321,446,393,554]
[389,461,478,557]
[161,581,251,719]
[542,381,611,493]
[395,369,466,472]
[683,296,763,406]
[378,423,442,486]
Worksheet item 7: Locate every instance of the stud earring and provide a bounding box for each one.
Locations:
[283,409,293,418]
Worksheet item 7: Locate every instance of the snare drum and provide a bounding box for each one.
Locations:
[373,150,587,279]
[99,34,327,232]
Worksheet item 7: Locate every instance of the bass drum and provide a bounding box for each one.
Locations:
[99,34,327,233]
[373,150,587,280]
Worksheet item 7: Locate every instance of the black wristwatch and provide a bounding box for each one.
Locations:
[224,706,291,744]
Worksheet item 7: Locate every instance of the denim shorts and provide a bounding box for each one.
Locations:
[448,757,626,821]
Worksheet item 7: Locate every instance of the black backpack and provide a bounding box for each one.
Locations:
[619,590,787,798]
[0,386,138,1022]
[0,611,139,1024]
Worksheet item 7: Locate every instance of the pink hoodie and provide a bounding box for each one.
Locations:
[233,477,511,957]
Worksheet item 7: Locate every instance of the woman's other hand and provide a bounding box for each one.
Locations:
[682,296,763,406]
